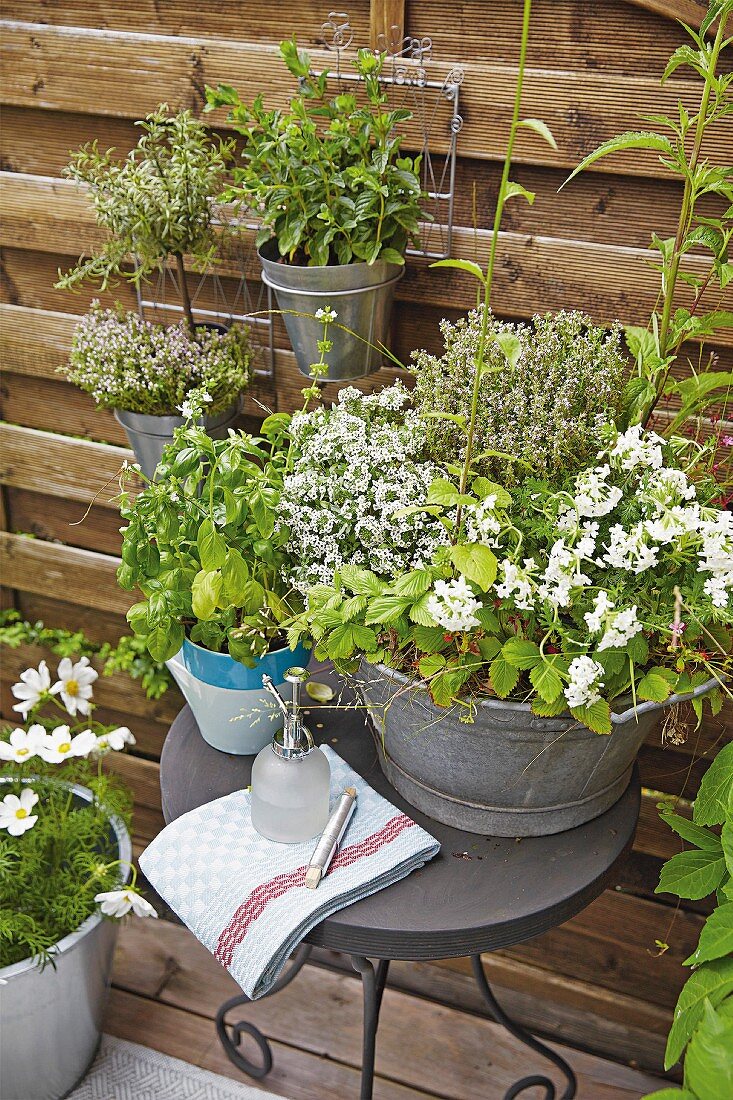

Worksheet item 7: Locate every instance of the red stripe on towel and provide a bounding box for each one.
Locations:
[215,812,414,968]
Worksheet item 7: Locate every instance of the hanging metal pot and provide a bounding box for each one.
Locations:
[114,400,240,481]
[258,240,404,381]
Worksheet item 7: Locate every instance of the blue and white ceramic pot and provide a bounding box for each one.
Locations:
[166,638,311,755]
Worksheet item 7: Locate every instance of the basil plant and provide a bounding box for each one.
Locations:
[117,405,305,667]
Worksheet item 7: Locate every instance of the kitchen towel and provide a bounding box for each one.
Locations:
[139,746,440,999]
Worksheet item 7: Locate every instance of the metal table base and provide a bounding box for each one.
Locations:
[215,945,576,1100]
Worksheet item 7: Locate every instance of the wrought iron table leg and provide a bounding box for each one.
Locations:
[471,955,577,1100]
[351,956,390,1100]
[215,943,313,1079]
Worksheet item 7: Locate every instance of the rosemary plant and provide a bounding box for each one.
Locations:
[56,105,233,334]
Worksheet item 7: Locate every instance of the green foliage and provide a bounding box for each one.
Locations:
[0,609,172,700]
[206,42,425,266]
[647,739,733,1098]
[64,304,251,417]
[56,105,232,315]
[564,2,733,435]
[0,764,132,967]
[411,309,627,485]
[118,405,306,666]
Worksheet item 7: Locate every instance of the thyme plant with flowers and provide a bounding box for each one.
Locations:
[65,303,251,417]
[0,656,155,968]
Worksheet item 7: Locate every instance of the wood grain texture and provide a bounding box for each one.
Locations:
[2,20,730,174]
[0,530,129,613]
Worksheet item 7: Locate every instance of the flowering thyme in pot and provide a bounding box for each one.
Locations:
[411,309,626,484]
[0,656,155,968]
[64,303,251,417]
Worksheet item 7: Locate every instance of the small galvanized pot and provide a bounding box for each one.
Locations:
[0,783,131,1100]
[166,638,311,755]
[357,662,717,837]
[258,239,404,381]
[114,400,240,481]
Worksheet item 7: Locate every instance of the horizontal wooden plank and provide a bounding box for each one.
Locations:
[110,917,665,1098]
[2,21,730,175]
[2,0,713,75]
[3,174,730,346]
[0,529,129,613]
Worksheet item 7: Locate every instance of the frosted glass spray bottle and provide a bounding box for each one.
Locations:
[251,667,331,843]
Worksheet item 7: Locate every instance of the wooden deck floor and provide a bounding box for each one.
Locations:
[107,919,667,1100]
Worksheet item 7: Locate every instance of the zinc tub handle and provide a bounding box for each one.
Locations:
[610,676,720,725]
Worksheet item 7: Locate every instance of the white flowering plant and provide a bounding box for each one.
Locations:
[287,414,731,732]
[0,657,155,968]
[65,303,251,417]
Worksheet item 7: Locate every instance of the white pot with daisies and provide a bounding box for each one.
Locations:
[0,656,156,1100]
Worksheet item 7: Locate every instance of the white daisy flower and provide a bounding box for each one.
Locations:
[50,657,98,718]
[0,725,47,764]
[95,727,136,753]
[37,726,97,764]
[0,787,39,836]
[11,661,52,718]
[94,889,158,919]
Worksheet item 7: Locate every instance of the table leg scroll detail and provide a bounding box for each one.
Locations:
[471,955,577,1100]
[351,955,390,1100]
[215,944,313,1080]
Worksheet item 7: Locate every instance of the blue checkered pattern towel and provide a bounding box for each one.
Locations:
[140,747,439,999]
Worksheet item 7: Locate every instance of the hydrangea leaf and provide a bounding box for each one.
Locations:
[449,544,497,591]
[664,956,733,1069]
[656,850,727,901]
[684,903,733,966]
[659,811,722,851]
[694,743,733,826]
[684,997,733,1100]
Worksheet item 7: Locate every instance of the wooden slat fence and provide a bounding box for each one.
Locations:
[1,0,731,1081]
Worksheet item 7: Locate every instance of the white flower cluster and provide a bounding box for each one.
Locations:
[425,577,482,632]
[565,656,605,709]
[280,383,449,590]
[584,593,642,651]
[492,425,733,621]
[465,496,502,544]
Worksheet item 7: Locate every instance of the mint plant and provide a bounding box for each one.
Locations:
[644,741,733,1098]
[206,40,425,266]
[57,105,233,334]
[563,0,733,434]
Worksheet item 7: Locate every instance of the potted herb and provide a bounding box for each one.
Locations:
[206,40,424,381]
[65,302,251,478]
[117,393,309,754]
[57,105,248,474]
[281,0,732,835]
[0,657,155,1100]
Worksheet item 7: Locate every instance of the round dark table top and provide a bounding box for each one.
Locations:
[160,691,640,961]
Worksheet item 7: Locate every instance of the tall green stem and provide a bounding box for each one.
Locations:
[456,0,532,516]
[645,13,728,425]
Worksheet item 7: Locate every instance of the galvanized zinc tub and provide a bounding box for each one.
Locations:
[259,240,403,381]
[357,662,716,836]
[0,784,131,1100]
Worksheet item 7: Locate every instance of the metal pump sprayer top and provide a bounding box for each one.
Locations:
[261,667,314,759]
